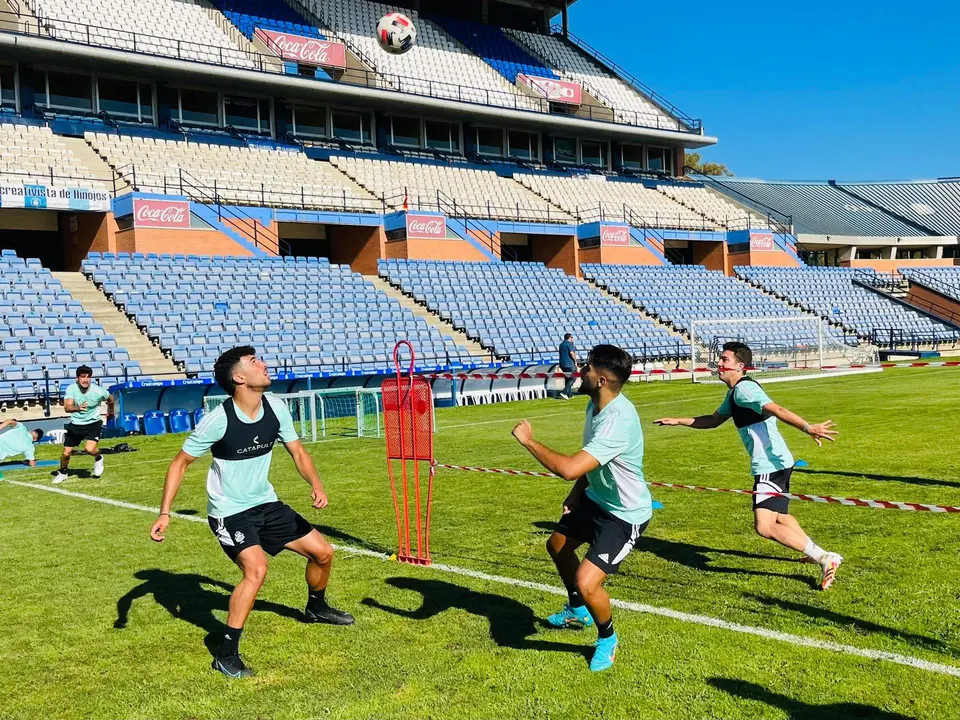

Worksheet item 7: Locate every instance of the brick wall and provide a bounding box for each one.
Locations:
[386,237,492,262]
[533,234,579,276]
[329,225,385,275]
[62,212,118,270]
[906,283,960,325]
[692,241,727,273]
[115,228,257,256]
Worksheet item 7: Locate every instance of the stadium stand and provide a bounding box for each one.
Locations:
[706,180,928,237]
[0,121,103,186]
[515,173,712,228]
[835,180,960,236]
[379,259,683,362]
[85,133,380,211]
[429,16,559,84]
[505,29,682,131]
[208,0,324,41]
[580,263,842,348]
[654,183,767,230]
[0,251,141,405]
[27,0,257,69]
[81,253,473,376]
[330,156,570,221]
[303,0,541,110]
[736,266,958,344]
[898,267,960,303]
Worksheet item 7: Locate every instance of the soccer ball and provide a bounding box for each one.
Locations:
[376,12,416,55]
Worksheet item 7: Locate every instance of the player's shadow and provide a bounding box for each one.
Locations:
[113,569,303,658]
[312,523,391,555]
[744,593,952,655]
[533,522,813,586]
[794,467,959,489]
[709,678,917,719]
[362,577,588,657]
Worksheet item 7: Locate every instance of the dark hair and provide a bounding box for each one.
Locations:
[76,365,93,378]
[564,333,573,340]
[30,429,43,442]
[214,346,256,397]
[587,344,632,386]
[722,341,752,370]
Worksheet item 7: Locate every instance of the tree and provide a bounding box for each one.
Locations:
[685,152,733,177]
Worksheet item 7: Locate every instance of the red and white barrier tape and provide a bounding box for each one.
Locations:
[881,361,960,368]
[432,463,960,514]
[422,369,710,381]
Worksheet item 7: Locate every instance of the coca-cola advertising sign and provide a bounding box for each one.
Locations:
[133,199,190,229]
[600,225,630,246]
[518,74,583,105]
[255,28,346,68]
[750,232,775,251]
[406,214,446,240]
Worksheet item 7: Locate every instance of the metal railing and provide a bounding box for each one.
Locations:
[382,188,570,224]
[900,268,960,301]
[0,9,703,135]
[684,168,795,236]
[574,201,724,231]
[434,189,518,261]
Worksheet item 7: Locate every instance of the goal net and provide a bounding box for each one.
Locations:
[203,388,384,441]
[690,316,881,384]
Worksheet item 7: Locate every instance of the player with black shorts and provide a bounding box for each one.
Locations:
[54,365,114,483]
[150,347,354,678]
[655,341,844,590]
[513,345,652,672]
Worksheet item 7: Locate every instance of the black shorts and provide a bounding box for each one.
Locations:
[555,495,649,575]
[208,501,314,561]
[64,421,103,448]
[753,467,793,514]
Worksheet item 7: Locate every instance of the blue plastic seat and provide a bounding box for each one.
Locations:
[143,410,167,436]
[168,408,192,434]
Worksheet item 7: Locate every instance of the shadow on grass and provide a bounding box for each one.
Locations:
[362,577,588,657]
[709,678,916,719]
[795,467,959,489]
[743,593,953,655]
[313,523,391,555]
[534,522,814,586]
[114,569,303,658]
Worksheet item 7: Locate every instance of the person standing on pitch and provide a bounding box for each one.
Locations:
[53,365,114,483]
[513,344,650,672]
[150,346,354,679]
[654,341,843,590]
[558,333,578,400]
[0,419,43,467]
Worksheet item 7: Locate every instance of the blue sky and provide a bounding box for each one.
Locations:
[559,0,959,181]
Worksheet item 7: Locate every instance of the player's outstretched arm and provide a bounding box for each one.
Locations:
[512,420,599,481]
[284,439,327,509]
[150,450,197,541]
[762,403,838,447]
[0,418,16,431]
[654,412,729,429]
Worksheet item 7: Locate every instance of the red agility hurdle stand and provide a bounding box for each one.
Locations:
[382,341,435,566]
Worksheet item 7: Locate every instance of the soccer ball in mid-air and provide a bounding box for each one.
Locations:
[376,12,416,55]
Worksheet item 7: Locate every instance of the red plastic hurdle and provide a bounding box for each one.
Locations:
[382,341,435,565]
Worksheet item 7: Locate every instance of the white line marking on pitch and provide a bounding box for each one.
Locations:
[3,478,958,679]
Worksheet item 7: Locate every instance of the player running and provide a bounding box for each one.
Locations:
[150,346,354,679]
[513,344,650,672]
[0,419,42,468]
[654,341,843,590]
[54,365,114,483]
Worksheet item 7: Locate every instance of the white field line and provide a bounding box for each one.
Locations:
[2,478,958,678]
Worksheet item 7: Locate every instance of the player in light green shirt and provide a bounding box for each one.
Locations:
[0,419,42,468]
[54,365,115,484]
[655,341,844,591]
[513,344,650,672]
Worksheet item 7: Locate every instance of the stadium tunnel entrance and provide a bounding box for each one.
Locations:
[278,222,385,274]
[0,209,119,271]
[501,231,579,275]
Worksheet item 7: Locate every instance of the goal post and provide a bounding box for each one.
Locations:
[203,388,385,441]
[690,316,881,384]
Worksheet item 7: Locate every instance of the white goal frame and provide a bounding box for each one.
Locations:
[690,316,881,384]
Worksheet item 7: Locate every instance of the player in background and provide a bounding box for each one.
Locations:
[654,341,843,590]
[513,345,651,671]
[53,365,114,483]
[0,419,43,468]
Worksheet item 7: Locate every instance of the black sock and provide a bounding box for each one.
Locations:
[596,618,614,639]
[95,454,103,461]
[219,626,243,656]
[308,588,327,609]
[567,589,584,607]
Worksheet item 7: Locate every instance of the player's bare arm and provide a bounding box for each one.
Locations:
[512,420,600,481]
[150,450,198,541]
[762,403,838,446]
[654,411,730,429]
[284,439,328,509]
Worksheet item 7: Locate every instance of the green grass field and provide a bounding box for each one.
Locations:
[1,369,958,720]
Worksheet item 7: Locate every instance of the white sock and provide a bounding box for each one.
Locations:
[804,539,826,563]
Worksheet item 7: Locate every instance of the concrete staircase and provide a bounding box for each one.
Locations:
[60,137,130,193]
[52,272,183,380]
[366,276,493,362]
